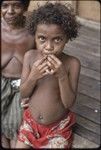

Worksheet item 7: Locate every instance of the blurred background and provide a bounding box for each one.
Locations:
[28,0,100,24]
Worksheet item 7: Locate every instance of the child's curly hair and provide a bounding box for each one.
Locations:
[26,2,79,41]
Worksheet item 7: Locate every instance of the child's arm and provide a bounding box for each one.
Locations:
[20,52,48,98]
[47,54,81,109]
[20,52,36,98]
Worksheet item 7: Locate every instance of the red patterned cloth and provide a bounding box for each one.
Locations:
[18,108,76,148]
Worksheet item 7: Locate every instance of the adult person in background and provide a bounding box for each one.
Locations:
[1,0,35,148]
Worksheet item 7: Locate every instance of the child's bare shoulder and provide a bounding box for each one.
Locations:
[23,50,38,66]
[62,53,81,68]
[24,49,37,59]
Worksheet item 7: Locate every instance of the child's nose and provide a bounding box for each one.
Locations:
[45,41,54,51]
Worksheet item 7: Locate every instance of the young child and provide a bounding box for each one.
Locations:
[16,2,81,149]
[1,0,35,148]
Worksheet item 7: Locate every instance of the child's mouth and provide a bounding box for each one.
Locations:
[43,50,54,55]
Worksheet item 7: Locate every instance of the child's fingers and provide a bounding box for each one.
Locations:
[42,69,54,76]
[49,54,60,63]
[49,55,61,65]
[47,57,57,69]
[47,55,62,69]
[47,61,54,69]
[47,55,56,64]
[38,62,48,70]
[40,66,49,73]
[34,56,47,67]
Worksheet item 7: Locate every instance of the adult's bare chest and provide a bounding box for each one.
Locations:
[2,31,31,55]
[1,32,33,77]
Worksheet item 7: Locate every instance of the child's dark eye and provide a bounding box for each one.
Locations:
[54,37,63,43]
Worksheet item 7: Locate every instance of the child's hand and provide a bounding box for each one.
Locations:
[30,56,50,80]
[47,54,66,77]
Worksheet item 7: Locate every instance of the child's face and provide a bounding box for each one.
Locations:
[35,24,68,56]
[1,1,25,26]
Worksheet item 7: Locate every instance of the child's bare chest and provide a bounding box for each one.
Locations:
[34,75,59,98]
[29,75,66,125]
[30,75,60,110]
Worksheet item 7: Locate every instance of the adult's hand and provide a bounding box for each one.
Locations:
[21,98,30,109]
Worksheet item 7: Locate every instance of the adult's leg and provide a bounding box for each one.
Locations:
[1,77,11,149]
[10,139,17,149]
[1,135,10,148]
[15,140,31,149]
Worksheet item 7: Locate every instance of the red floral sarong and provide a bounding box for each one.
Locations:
[18,108,76,148]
